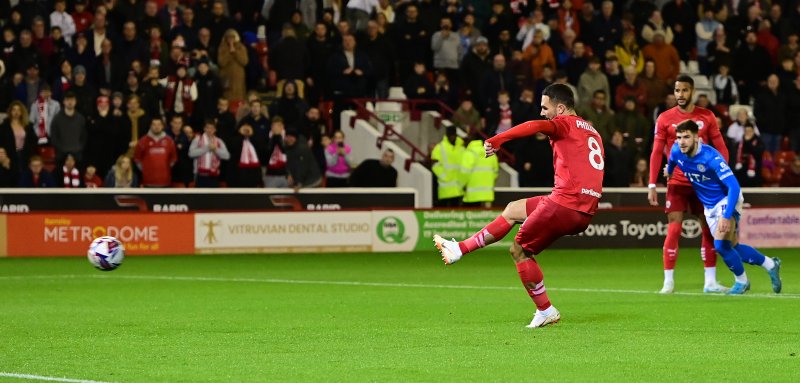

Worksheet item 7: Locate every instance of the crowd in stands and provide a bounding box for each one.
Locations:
[0,0,798,193]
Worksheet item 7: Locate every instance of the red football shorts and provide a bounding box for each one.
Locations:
[516,196,593,255]
[665,184,704,214]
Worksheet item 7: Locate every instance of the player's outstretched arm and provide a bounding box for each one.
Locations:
[485,120,557,150]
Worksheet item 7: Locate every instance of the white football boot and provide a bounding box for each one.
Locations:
[703,280,729,293]
[658,280,674,294]
[433,235,462,265]
[526,307,561,328]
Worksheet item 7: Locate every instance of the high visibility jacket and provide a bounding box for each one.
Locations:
[460,140,498,203]
[431,136,465,200]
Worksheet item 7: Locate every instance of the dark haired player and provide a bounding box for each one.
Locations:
[648,74,730,294]
[667,120,781,295]
[434,84,604,328]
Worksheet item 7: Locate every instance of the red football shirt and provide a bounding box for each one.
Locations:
[649,106,729,186]
[487,114,605,215]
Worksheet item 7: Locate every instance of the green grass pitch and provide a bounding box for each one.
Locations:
[1,249,799,382]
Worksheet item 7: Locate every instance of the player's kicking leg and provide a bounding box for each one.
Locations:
[434,197,528,264]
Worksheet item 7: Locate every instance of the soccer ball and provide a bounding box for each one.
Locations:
[87,236,125,271]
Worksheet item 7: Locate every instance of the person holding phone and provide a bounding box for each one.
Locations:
[324,130,352,187]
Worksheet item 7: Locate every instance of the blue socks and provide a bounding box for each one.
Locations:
[734,243,767,266]
[714,240,745,276]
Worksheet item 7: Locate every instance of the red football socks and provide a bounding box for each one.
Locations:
[663,222,681,270]
[701,224,717,267]
[516,258,551,311]
[458,215,513,254]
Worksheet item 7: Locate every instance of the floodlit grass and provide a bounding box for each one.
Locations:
[1,249,798,382]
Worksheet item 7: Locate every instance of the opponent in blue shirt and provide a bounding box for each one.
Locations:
[666,120,782,294]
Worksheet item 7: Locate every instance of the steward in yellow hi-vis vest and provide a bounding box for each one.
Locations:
[460,136,499,207]
[431,126,465,206]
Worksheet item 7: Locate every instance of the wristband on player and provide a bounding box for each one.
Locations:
[648,184,657,189]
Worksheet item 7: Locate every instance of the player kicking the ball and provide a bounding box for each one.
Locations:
[648,74,730,294]
[434,84,604,328]
[667,120,781,294]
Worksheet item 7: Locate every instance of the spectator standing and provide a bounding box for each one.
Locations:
[160,64,198,118]
[588,0,623,59]
[189,119,230,187]
[432,16,462,84]
[28,84,60,145]
[134,117,177,187]
[733,31,772,104]
[403,62,435,100]
[285,129,322,191]
[615,29,644,74]
[603,131,635,187]
[480,54,517,113]
[306,22,336,103]
[265,117,290,188]
[695,7,721,74]
[227,122,264,187]
[577,89,614,142]
[577,57,610,110]
[361,20,395,100]
[269,81,308,131]
[325,130,353,187]
[615,65,648,114]
[350,149,398,187]
[218,29,249,103]
[192,57,223,129]
[213,97,237,145]
[50,92,87,164]
[727,109,759,144]
[393,5,429,82]
[733,123,765,187]
[166,115,194,187]
[50,0,76,47]
[70,65,97,118]
[521,30,556,85]
[123,95,150,155]
[85,96,124,177]
[642,31,680,85]
[460,36,492,104]
[641,10,674,45]
[270,25,307,82]
[105,154,139,188]
[0,101,38,171]
[71,0,93,35]
[753,74,786,155]
[638,59,669,118]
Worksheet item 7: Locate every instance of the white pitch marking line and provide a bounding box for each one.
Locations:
[0,372,114,383]
[2,274,797,299]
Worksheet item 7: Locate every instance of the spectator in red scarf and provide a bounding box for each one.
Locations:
[265,117,289,188]
[227,122,264,187]
[189,119,230,187]
[56,153,82,188]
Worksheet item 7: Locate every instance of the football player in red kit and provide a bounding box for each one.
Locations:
[648,74,730,294]
[434,84,604,328]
